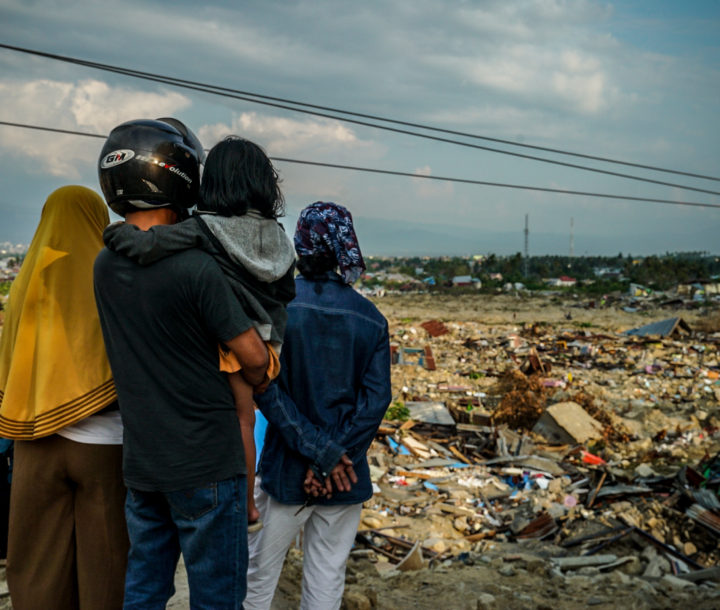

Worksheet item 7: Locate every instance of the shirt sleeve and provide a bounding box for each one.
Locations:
[254,383,346,478]
[103,219,208,265]
[336,320,392,459]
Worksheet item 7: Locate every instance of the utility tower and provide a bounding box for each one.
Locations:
[569,217,574,268]
[524,214,529,277]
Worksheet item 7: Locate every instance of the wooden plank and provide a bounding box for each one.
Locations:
[436,502,476,517]
[394,469,437,480]
[449,445,473,465]
[464,530,498,542]
[401,435,432,459]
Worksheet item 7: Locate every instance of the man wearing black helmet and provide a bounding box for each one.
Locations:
[94,118,269,609]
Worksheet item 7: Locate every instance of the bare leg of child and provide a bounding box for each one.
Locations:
[228,371,261,529]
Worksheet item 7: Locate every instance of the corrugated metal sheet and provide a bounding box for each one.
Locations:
[624,317,691,337]
[687,503,720,535]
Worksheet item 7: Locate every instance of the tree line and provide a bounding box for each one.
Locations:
[366,251,720,292]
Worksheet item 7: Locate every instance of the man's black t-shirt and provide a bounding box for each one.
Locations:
[94,247,253,492]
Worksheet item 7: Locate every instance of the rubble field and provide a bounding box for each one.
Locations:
[3,292,720,609]
[269,292,720,609]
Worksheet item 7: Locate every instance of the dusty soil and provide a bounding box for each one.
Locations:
[374,292,709,330]
[277,548,720,610]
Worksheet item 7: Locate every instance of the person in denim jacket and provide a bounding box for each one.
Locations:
[246,201,391,610]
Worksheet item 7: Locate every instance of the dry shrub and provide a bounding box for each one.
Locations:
[491,369,548,430]
[489,369,544,395]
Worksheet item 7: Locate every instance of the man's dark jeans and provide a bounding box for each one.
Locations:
[123,475,248,610]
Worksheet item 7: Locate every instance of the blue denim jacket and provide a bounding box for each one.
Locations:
[255,272,391,505]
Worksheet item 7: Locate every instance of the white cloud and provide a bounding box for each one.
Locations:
[197,112,390,207]
[427,42,619,116]
[411,165,454,199]
[456,0,612,40]
[0,78,191,176]
[198,112,383,159]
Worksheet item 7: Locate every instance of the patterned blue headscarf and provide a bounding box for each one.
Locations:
[294,201,366,284]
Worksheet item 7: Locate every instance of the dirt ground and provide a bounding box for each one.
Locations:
[374,291,710,330]
[1,292,718,609]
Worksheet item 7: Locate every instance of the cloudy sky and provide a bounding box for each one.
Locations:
[0,0,718,256]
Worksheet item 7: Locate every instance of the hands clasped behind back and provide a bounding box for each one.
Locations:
[303,454,358,499]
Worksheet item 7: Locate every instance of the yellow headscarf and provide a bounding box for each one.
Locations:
[0,186,117,439]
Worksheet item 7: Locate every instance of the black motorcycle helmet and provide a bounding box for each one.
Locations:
[98,117,205,217]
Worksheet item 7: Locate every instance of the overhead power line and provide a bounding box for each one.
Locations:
[272,158,720,209]
[2,42,716,183]
[2,120,719,210]
[0,121,106,140]
[2,43,720,197]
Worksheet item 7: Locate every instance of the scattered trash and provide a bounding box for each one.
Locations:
[420,319,449,337]
[355,301,720,593]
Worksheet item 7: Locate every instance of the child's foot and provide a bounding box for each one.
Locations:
[248,519,264,533]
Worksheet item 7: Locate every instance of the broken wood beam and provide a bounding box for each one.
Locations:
[449,445,473,465]
[464,529,500,542]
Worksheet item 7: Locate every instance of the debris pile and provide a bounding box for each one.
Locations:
[346,308,720,605]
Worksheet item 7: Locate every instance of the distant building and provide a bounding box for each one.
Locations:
[358,286,385,297]
[677,279,720,299]
[0,257,20,281]
[593,267,623,278]
[546,276,577,287]
[0,242,28,255]
[452,275,481,288]
[384,272,417,284]
[452,275,473,286]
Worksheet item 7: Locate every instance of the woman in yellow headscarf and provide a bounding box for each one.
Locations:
[0,185,128,609]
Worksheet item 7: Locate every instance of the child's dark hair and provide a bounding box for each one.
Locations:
[296,254,337,279]
[199,136,285,218]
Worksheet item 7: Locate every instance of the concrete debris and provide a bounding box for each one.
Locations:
[532,401,604,444]
[406,401,455,426]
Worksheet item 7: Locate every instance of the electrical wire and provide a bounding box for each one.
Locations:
[2,120,719,210]
[2,43,720,197]
[2,42,716,183]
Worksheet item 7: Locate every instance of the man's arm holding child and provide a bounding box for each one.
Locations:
[103,218,207,265]
[225,329,269,389]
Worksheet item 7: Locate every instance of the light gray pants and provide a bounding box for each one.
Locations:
[245,486,362,610]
